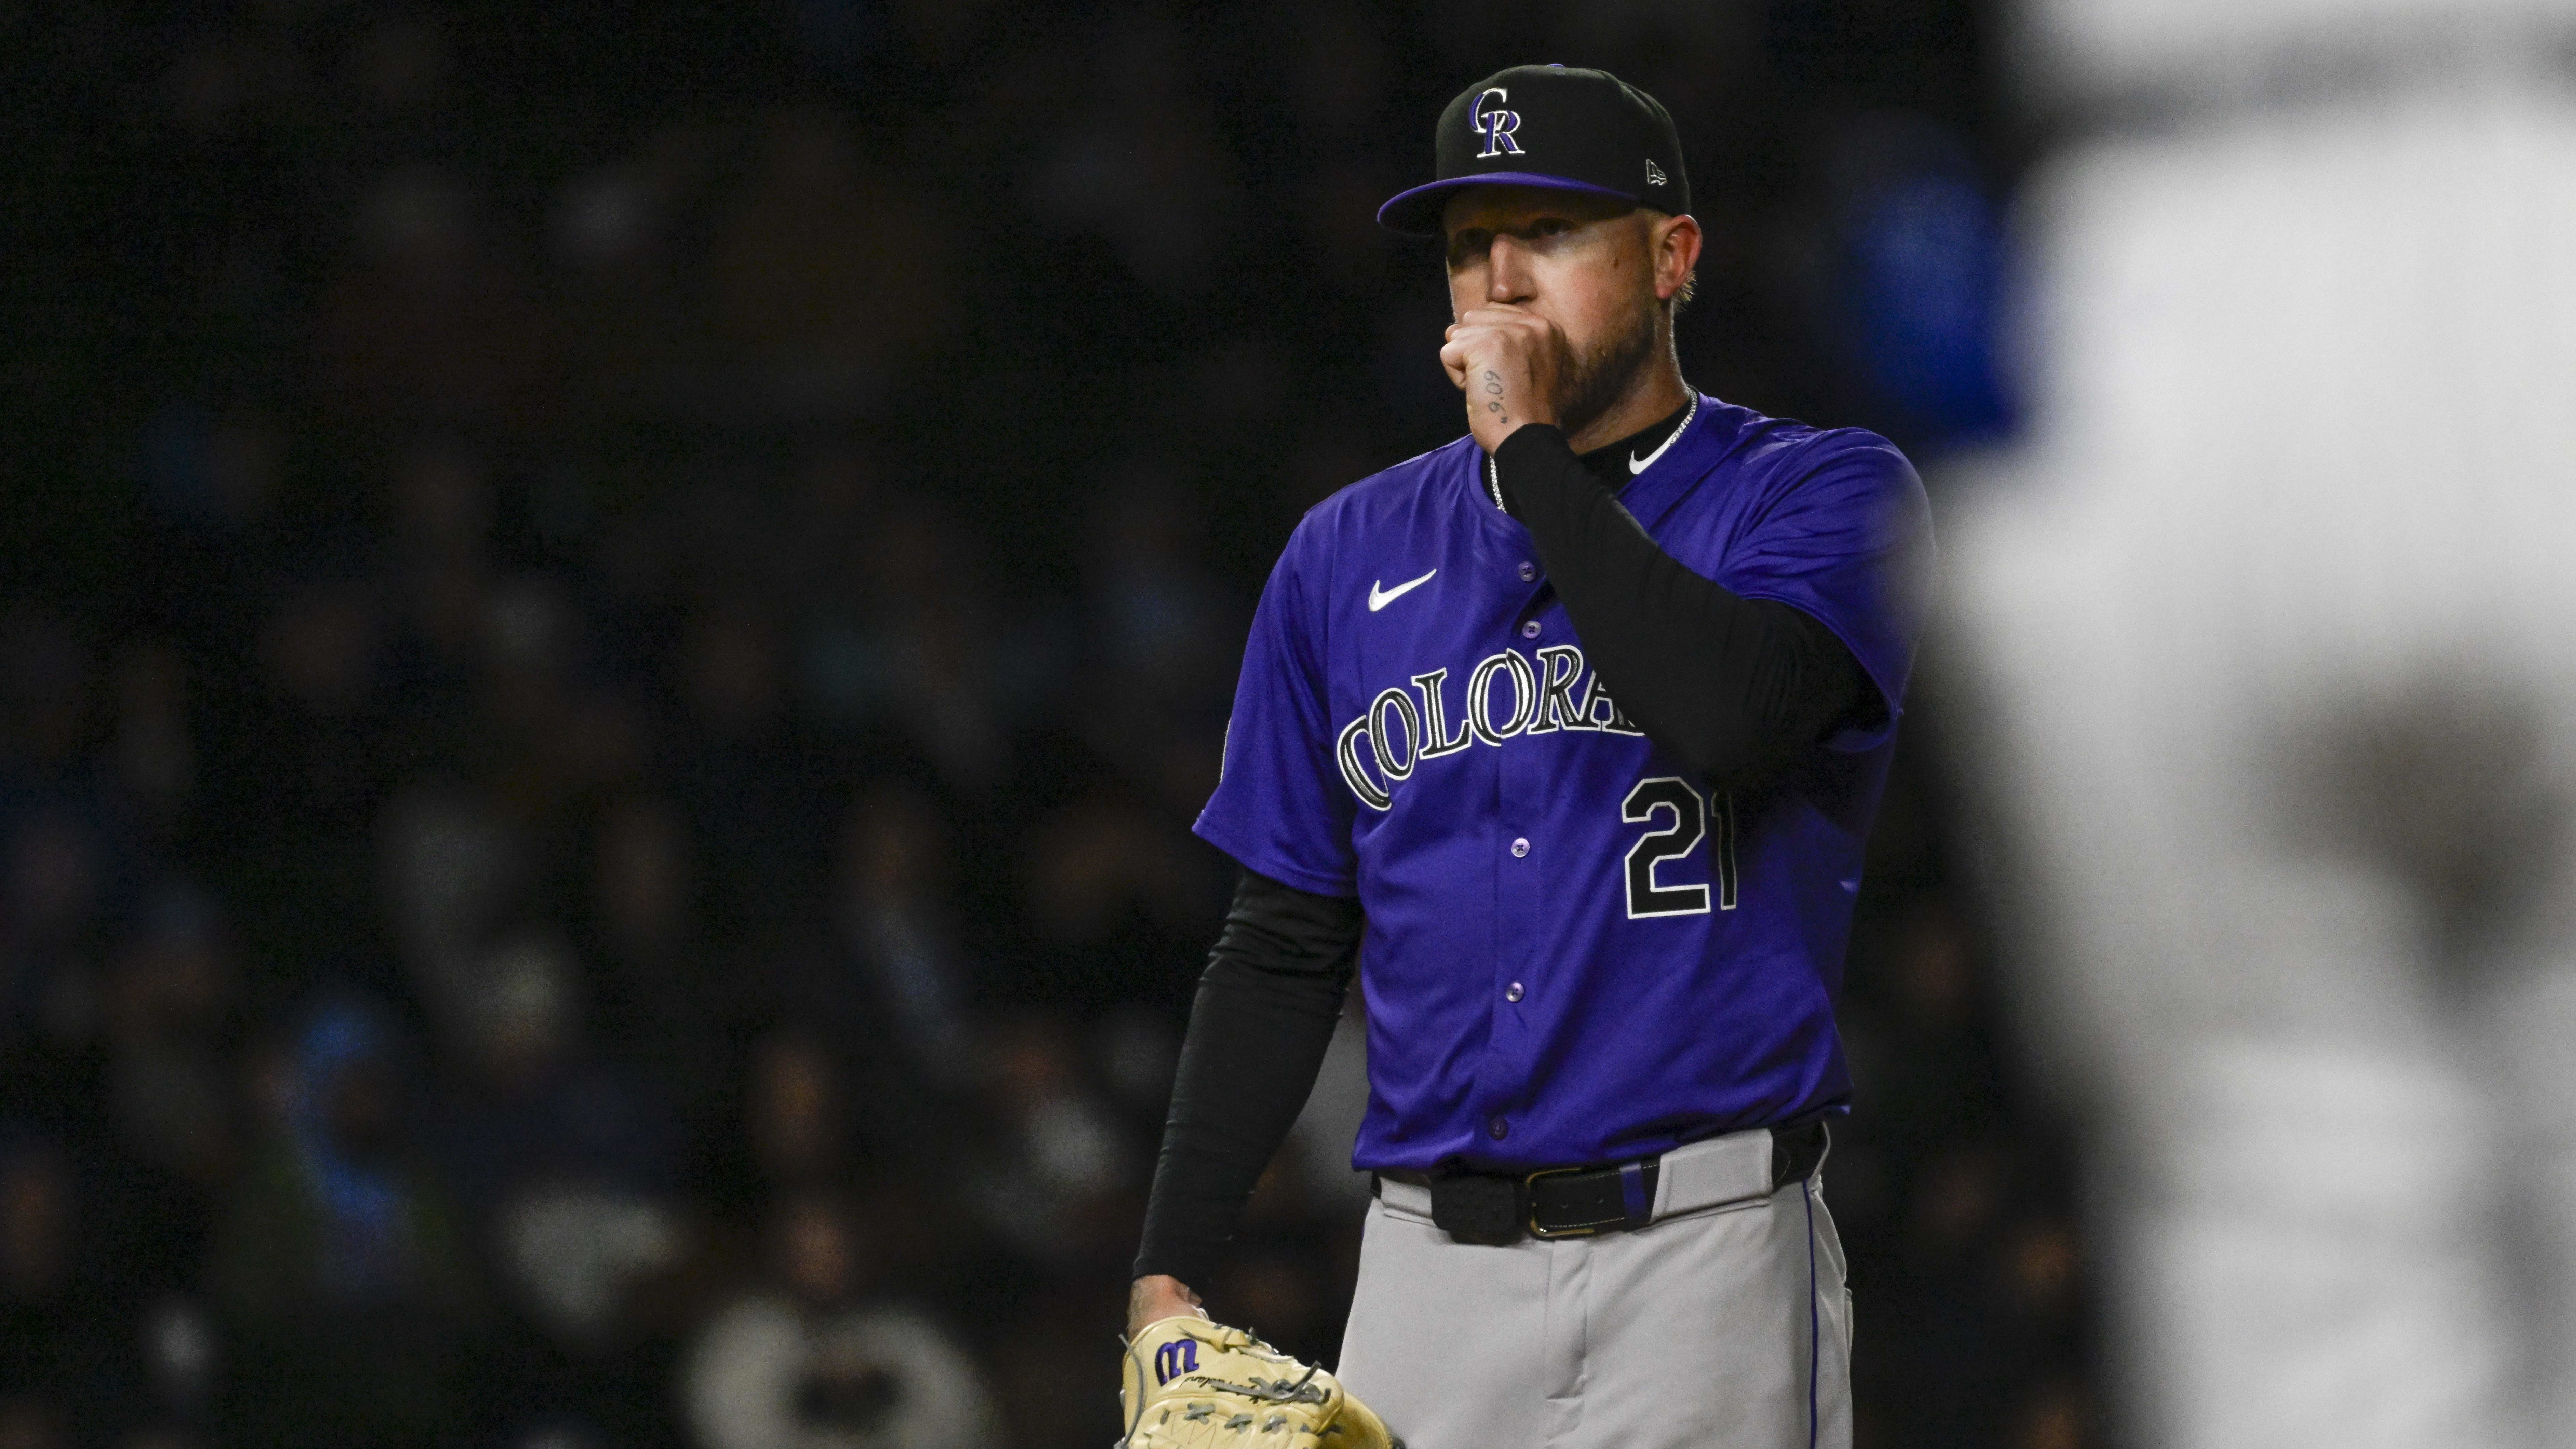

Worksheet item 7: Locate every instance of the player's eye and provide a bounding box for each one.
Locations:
[1446,230,1492,269]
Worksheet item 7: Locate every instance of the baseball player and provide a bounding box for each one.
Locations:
[1119,65,1931,1449]
[1941,0,2576,1441]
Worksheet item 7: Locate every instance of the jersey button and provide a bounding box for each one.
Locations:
[1487,1115,1509,1140]
[1510,837,1530,857]
[1518,561,1537,582]
[1506,981,1523,1002]
[1520,619,1542,639]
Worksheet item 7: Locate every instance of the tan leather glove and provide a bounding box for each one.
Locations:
[1118,1316,1400,1449]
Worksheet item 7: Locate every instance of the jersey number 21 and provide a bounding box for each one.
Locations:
[1621,777,1738,919]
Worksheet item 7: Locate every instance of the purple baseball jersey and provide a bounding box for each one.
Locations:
[1194,395,1932,1171]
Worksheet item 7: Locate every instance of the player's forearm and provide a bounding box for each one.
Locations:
[1492,423,1870,787]
[1133,870,1362,1290]
[1127,1274,1207,1337]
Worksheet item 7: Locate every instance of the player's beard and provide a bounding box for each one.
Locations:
[1551,296,1663,443]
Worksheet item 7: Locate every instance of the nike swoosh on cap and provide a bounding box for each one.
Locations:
[1368,569,1437,611]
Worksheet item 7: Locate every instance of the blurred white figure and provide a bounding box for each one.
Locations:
[684,1194,1000,1449]
[1944,1,2576,1444]
[686,1301,1001,1449]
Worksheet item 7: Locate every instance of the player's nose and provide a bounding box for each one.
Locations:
[1484,235,1537,304]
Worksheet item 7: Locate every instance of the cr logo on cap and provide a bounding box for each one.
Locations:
[1471,87,1523,158]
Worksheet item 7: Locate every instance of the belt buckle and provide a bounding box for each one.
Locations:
[1523,1165,1600,1240]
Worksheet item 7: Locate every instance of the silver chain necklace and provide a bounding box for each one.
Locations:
[1486,392,1699,511]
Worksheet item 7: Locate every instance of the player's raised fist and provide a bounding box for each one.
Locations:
[1440,305,1569,455]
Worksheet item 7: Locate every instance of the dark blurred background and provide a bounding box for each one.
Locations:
[0,2,2072,1446]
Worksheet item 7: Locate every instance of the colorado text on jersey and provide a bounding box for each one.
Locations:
[1332,643,1642,811]
[1332,641,1741,918]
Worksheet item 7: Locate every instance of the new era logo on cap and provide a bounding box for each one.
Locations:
[1378,64,1690,235]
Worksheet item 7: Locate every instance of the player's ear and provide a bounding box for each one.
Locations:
[1651,213,1703,304]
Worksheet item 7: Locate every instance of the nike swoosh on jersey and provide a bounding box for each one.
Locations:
[1367,569,1437,611]
[1629,430,1683,475]
[1629,395,1701,474]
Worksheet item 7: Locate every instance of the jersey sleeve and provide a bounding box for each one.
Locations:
[1718,433,1934,753]
[1192,524,1360,896]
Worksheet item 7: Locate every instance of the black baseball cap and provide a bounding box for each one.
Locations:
[1377,64,1690,236]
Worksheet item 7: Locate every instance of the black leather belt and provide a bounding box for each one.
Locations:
[1397,1119,1830,1246]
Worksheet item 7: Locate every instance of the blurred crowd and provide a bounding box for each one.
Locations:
[6,2,2073,1447]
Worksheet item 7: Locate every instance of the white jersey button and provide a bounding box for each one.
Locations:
[1510,837,1530,857]
[1520,620,1542,639]
[1518,561,1537,581]
[1506,981,1524,1002]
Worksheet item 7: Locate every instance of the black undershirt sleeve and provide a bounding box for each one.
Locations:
[1491,420,1879,792]
[1133,868,1364,1289]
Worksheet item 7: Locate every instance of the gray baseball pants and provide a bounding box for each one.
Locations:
[1335,1127,1852,1449]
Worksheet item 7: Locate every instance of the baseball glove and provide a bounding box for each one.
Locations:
[1118,1316,1400,1449]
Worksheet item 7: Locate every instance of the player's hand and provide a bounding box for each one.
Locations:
[1441,304,1568,455]
[1127,1274,1208,1339]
